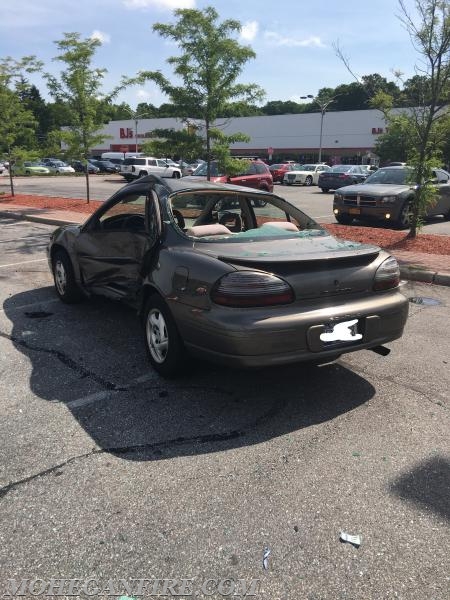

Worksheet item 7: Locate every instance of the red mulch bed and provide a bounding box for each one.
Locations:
[0,193,102,214]
[324,224,450,256]
[1,193,450,256]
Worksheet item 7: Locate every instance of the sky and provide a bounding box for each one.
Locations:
[0,0,422,110]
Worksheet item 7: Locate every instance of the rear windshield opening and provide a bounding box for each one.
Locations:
[169,191,325,242]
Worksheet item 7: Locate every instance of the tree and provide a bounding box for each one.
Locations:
[336,0,450,237]
[45,33,125,202]
[135,6,264,179]
[0,56,42,196]
[142,127,204,162]
[379,0,450,237]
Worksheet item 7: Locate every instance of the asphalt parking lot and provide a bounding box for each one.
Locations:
[0,218,449,599]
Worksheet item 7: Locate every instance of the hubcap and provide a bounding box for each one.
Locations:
[146,309,169,364]
[54,260,67,295]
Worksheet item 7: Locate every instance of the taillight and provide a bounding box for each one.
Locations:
[374,256,400,291]
[211,271,294,307]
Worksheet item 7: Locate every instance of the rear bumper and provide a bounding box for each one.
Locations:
[171,291,409,368]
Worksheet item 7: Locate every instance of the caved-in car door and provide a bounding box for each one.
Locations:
[75,187,161,300]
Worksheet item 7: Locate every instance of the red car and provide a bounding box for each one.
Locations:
[269,163,302,183]
[185,159,273,192]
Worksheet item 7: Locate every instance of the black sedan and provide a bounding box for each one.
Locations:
[72,160,100,174]
[333,166,450,227]
[89,159,120,173]
[47,176,408,377]
[318,165,368,192]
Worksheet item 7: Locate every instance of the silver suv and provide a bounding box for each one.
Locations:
[120,157,182,181]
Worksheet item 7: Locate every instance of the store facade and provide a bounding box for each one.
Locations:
[91,108,389,165]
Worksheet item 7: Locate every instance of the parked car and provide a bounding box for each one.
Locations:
[283,163,331,186]
[13,161,50,176]
[318,165,369,192]
[47,175,408,377]
[72,160,100,174]
[40,157,60,165]
[184,159,273,193]
[333,166,450,228]
[45,160,75,175]
[88,159,120,173]
[269,163,303,183]
[120,157,182,181]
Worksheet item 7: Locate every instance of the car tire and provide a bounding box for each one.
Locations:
[320,188,329,193]
[172,171,181,179]
[138,170,147,178]
[305,176,313,186]
[143,294,186,378]
[335,214,353,225]
[52,250,83,304]
[396,200,412,229]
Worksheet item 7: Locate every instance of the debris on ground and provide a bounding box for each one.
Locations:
[262,547,271,569]
[340,531,362,548]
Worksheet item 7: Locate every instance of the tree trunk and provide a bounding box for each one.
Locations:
[205,118,211,181]
[85,166,90,204]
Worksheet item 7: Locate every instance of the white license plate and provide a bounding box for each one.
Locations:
[320,319,362,343]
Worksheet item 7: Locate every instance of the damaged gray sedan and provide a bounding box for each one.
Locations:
[47,175,408,377]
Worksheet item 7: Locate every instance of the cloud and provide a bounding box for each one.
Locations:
[123,0,195,9]
[264,31,324,48]
[240,21,258,42]
[136,89,152,99]
[91,30,111,44]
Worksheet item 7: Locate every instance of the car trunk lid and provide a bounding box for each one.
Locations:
[195,234,381,300]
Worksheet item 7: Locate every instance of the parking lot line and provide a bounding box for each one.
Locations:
[0,258,48,268]
[66,373,155,409]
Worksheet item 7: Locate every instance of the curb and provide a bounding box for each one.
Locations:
[0,209,82,227]
[400,265,450,286]
[1,208,450,288]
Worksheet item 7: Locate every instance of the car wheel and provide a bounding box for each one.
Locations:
[396,200,412,229]
[25,170,30,175]
[335,213,354,225]
[320,188,329,193]
[172,171,181,179]
[305,176,313,186]
[138,170,147,178]
[52,250,83,304]
[144,295,186,378]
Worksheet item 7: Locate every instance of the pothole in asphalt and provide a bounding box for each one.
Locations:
[408,296,442,306]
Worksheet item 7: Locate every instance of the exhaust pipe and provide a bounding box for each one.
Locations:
[370,345,391,357]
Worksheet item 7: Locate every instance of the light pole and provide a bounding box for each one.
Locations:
[300,94,339,163]
[122,108,152,155]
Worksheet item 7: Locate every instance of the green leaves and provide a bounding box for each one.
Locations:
[143,6,265,175]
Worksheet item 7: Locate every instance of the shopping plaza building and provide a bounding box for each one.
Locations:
[91,108,392,165]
